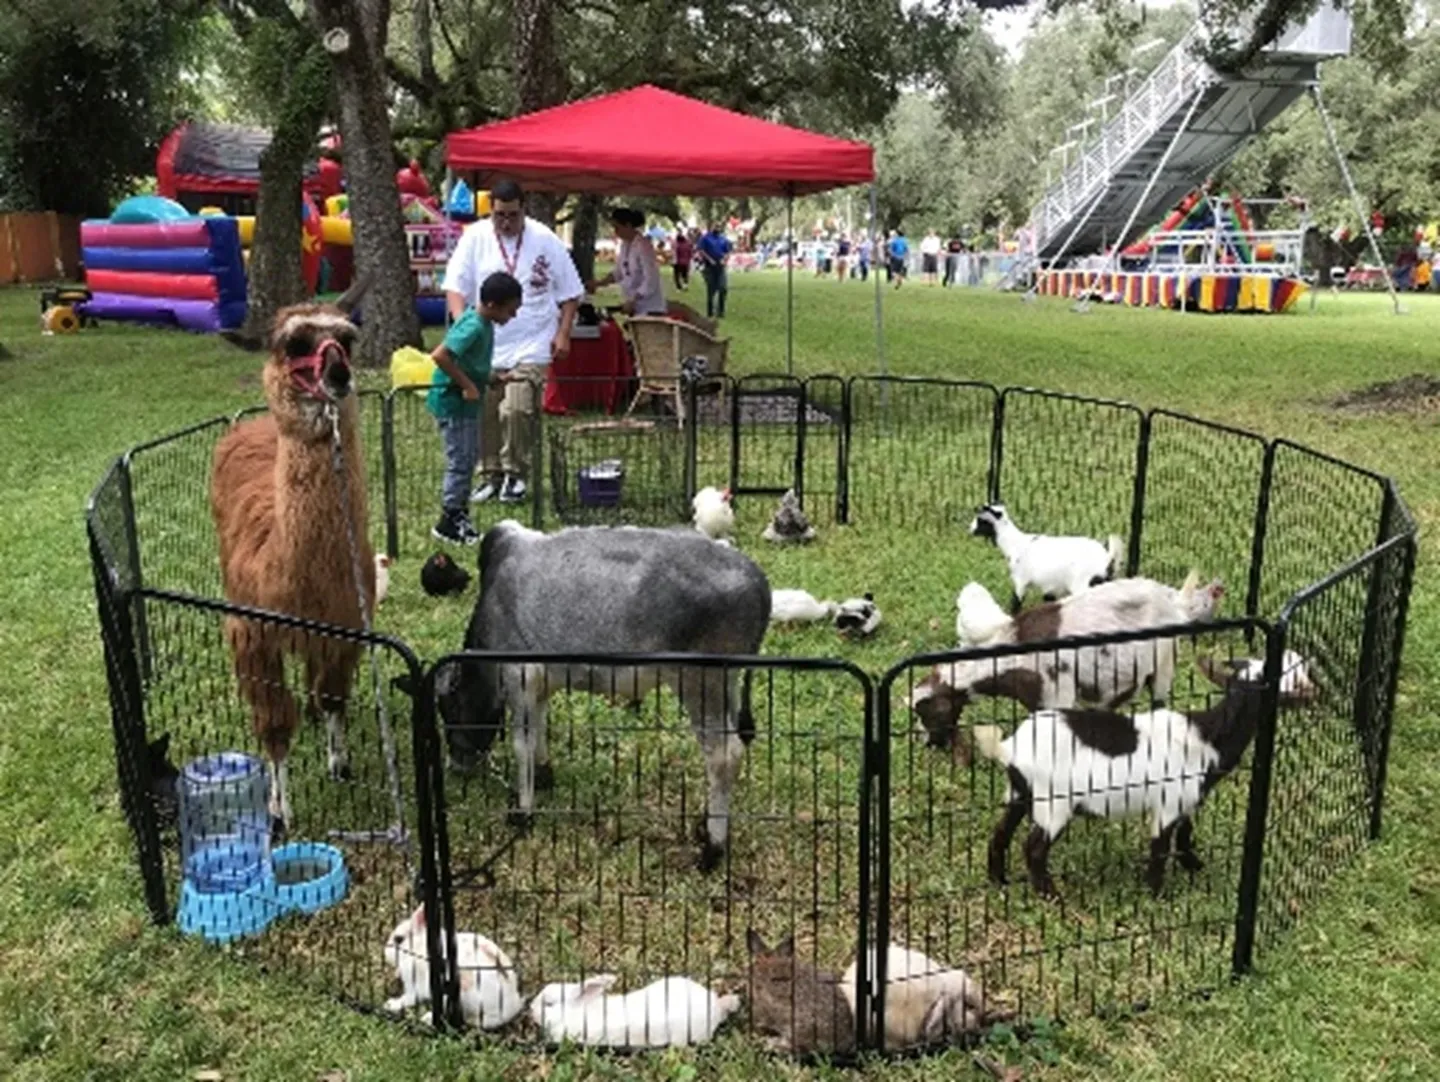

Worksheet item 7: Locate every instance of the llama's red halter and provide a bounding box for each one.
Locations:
[288,338,350,400]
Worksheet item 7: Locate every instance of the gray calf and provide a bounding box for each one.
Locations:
[437,521,770,870]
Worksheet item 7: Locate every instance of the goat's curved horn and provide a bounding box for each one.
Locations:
[334,270,373,316]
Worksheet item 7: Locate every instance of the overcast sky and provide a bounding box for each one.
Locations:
[984,2,1043,58]
[983,0,1187,58]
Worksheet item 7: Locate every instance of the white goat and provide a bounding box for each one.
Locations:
[977,652,1315,897]
[911,573,1225,752]
[969,503,1123,611]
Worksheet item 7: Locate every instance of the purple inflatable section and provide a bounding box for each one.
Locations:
[80,221,213,248]
[81,292,225,332]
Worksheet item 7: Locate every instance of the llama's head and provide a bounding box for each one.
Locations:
[263,276,370,437]
[265,303,359,433]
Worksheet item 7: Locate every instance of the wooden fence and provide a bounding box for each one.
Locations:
[0,212,81,285]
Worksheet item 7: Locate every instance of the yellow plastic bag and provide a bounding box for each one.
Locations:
[390,345,436,391]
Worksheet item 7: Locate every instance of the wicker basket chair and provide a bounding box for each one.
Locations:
[623,315,729,423]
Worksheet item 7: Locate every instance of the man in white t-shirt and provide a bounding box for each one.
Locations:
[444,179,583,503]
[920,230,942,285]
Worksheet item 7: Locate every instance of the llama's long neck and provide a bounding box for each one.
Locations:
[271,404,370,609]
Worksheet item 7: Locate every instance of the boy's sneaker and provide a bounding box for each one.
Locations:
[470,477,501,503]
[499,475,527,503]
[432,509,480,546]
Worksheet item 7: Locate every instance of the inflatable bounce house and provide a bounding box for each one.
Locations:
[76,122,485,332]
[79,195,247,331]
[1036,187,1311,314]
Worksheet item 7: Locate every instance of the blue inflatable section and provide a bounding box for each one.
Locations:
[205,217,248,320]
[111,194,193,225]
[415,294,447,326]
[83,246,218,274]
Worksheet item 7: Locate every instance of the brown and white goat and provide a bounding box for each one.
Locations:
[910,573,1225,755]
[211,286,373,833]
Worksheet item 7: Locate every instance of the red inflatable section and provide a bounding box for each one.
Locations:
[397,160,431,198]
[86,268,221,301]
[301,194,323,294]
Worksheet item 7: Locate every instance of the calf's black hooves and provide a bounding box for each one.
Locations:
[270,817,289,843]
[330,763,353,783]
[1177,851,1204,873]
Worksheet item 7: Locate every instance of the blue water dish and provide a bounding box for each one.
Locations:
[173,752,348,943]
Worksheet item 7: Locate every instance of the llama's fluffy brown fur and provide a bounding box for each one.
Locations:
[211,301,375,828]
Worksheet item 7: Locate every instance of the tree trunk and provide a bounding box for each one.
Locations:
[242,48,332,345]
[570,193,600,284]
[311,0,421,366]
[512,0,567,225]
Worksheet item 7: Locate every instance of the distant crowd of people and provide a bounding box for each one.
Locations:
[805,229,987,289]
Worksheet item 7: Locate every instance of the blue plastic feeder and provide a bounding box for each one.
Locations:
[176,751,278,943]
[266,842,348,915]
[177,857,280,944]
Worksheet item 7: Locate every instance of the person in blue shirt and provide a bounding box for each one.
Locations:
[887,230,910,290]
[696,223,733,319]
[428,271,523,545]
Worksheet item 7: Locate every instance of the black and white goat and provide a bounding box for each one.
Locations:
[969,504,1124,611]
[977,651,1316,897]
[436,520,770,870]
[911,573,1225,751]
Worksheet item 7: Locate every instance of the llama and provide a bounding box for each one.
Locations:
[211,286,373,834]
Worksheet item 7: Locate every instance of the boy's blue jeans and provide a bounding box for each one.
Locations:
[437,415,479,511]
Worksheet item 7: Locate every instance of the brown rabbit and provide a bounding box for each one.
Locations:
[746,930,855,1056]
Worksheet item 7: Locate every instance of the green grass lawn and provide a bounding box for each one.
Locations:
[3,275,1440,1080]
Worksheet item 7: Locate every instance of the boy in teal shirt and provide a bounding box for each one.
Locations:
[429,271,523,545]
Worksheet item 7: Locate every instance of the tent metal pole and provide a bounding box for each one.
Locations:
[872,185,885,379]
[786,190,795,375]
[1310,83,1401,315]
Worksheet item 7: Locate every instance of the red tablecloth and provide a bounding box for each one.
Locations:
[543,320,635,415]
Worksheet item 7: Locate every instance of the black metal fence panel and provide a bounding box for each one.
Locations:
[995,389,1144,569]
[1139,411,1268,607]
[845,378,996,532]
[1257,441,1387,619]
[878,620,1267,1037]
[127,590,434,1019]
[1251,534,1416,963]
[426,654,875,1050]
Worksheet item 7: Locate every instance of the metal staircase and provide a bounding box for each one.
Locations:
[1028,7,1353,263]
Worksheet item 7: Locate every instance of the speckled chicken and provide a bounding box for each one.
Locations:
[762,488,816,544]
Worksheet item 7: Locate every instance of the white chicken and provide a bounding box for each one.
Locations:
[770,588,837,624]
[374,553,391,605]
[955,582,1010,646]
[692,485,735,542]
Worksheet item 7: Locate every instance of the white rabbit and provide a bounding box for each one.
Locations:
[840,944,992,1048]
[382,904,525,1030]
[529,974,739,1047]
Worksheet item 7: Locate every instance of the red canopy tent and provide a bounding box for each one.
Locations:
[444,84,873,196]
[444,85,880,372]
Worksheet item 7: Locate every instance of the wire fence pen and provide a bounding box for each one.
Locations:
[85,373,1417,1056]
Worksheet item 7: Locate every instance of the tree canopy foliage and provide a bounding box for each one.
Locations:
[0,0,206,216]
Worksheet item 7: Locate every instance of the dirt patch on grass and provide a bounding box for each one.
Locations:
[1329,374,1440,415]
